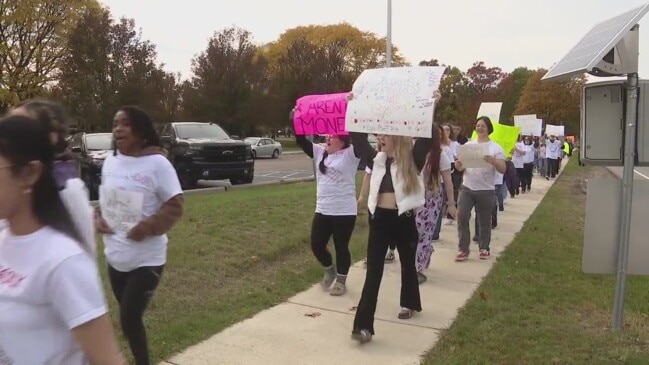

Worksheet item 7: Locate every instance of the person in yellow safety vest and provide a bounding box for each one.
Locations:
[562,141,570,157]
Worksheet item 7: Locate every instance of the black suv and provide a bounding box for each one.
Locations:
[68,132,113,200]
[157,122,255,189]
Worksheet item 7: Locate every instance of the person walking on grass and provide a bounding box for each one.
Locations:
[295,130,362,296]
[94,106,184,365]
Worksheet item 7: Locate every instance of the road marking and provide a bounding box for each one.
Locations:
[634,169,649,181]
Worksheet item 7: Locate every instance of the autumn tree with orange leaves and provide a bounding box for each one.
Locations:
[514,69,585,135]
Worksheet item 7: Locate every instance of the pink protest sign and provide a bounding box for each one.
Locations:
[293,92,350,135]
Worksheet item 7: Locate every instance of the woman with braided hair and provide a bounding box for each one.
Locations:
[295,132,362,296]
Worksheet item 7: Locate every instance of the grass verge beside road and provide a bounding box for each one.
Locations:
[97,177,369,364]
[423,159,649,365]
[276,137,300,151]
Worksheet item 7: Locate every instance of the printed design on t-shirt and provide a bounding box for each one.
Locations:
[104,171,155,190]
[320,165,344,184]
[0,265,26,289]
[99,187,145,233]
[0,346,13,365]
[478,169,494,183]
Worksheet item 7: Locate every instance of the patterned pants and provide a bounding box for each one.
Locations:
[415,188,443,272]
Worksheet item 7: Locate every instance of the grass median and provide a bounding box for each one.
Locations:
[422,160,649,364]
[276,137,300,151]
[96,176,370,364]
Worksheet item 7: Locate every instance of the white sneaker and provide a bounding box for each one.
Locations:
[443,219,454,225]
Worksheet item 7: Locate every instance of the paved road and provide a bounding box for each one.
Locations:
[605,166,649,180]
[198,152,313,188]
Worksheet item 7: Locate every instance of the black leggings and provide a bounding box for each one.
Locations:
[448,167,463,219]
[311,213,356,275]
[353,208,421,335]
[108,265,164,365]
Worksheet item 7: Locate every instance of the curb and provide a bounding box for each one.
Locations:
[89,177,315,206]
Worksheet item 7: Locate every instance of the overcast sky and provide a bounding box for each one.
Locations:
[100,0,649,80]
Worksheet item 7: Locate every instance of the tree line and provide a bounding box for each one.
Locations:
[1,0,585,137]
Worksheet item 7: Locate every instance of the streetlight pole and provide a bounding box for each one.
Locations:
[386,0,392,67]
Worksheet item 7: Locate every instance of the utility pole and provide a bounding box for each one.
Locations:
[386,0,392,67]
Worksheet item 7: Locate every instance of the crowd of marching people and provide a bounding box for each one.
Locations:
[0,92,573,363]
[296,92,573,343]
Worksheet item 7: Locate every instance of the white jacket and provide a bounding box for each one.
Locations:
[367,152,425,216]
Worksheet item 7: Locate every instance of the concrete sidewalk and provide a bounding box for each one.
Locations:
[162,163,566,365]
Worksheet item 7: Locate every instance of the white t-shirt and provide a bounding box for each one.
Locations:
[441,145,454,166]
[100,153,183,272]
[546,140,562,159]
[522,144,535,164]
[495,172,504,185]
[418,150,452,191]
[512,142,525,168]
[539,145,546,159]
[439,151,452,177]
[449,141,459,159]
[0,227,107,365]
[313,144,360,216]
[461,140,505,191]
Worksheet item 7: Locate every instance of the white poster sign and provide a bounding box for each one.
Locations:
[545,124,565,136]
[457,143,490,168]
[514,114,542,136]
[477,102,503,124]
[99,186,144,233]
[345,66,446,138]
[535,119,544,137]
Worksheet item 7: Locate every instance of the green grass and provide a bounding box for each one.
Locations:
[276,137,300,151]
[422,159,649,365]
[97,175,369,364]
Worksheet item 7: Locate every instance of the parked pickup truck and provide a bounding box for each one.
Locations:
[157,122,255,189]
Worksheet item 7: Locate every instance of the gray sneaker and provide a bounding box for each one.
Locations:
[330,282,347,296]
[351,329,372,343]
[321,268,336,289]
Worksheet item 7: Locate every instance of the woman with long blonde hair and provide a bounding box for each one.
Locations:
[349,92,440,344]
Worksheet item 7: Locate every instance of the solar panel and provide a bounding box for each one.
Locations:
[542,3,649,81]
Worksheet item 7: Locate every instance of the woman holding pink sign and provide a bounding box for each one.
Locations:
[295,129,362,297]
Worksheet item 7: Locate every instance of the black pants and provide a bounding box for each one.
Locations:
[516,167,525,192]
[311,213,356,275]
[353,208,421,335]
[448,167,463,219]
[108,265,164,365]
[522,162,534,190]
[547,158,559,178]
[367,210,396,251]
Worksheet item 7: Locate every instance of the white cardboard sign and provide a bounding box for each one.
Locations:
[345,66,446,138]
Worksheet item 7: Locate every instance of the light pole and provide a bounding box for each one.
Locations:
[386,0,392,67]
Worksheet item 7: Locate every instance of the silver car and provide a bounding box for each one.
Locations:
[244,137,282,159]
